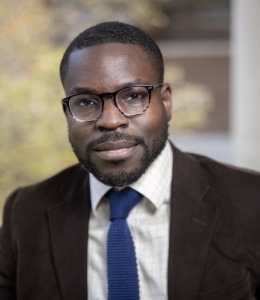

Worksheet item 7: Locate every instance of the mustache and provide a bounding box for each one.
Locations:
[86,132,145,150]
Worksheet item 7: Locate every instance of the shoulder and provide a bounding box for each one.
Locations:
[171,143,260,216]
[186,151,260,207]
[189,152,260,190]
[171,142,260,194]
[3,164,89,218]
[188,152,260,236]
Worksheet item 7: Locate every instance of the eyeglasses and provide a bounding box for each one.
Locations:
[62,84,162,123]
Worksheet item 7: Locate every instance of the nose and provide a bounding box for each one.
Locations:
[95,98,129,131]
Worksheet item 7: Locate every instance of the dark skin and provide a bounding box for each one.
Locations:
[63,43,172,185]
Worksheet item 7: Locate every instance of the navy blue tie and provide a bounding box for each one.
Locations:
[107,187,142,300]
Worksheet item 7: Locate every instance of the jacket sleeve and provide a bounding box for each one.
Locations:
[0,189,20,300]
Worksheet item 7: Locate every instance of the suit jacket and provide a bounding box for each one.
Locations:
[1,144,260,300]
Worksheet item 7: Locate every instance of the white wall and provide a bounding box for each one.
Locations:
[230,0,260,171]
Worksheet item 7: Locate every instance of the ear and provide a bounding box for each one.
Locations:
[161,83,172,121]
[62,102,69,116]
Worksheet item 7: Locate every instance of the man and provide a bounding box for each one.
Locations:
[1,21,260,300]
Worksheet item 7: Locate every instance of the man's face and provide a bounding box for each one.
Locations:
[63,43,172,186]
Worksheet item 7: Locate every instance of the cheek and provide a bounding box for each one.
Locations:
[138,104,167,142]
[67,119,93,148]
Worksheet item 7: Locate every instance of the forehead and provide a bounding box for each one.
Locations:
[63,43,158,94]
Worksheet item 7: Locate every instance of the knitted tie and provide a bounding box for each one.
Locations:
[107,187,142,300]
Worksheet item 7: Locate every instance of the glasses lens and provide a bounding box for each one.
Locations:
[117,87,150,115]
[69,94,102,121]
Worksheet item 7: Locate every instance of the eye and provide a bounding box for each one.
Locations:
[76,98,99,107]
[125,92,146,101]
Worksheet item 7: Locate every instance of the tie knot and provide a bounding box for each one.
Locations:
[107,187,142,221]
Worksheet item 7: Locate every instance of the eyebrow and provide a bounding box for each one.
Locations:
[68,79,149,96]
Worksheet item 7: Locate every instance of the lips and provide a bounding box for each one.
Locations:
[93,141,139,160]
[94,141,137,151]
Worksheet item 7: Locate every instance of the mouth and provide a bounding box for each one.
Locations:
[93,141,139,160]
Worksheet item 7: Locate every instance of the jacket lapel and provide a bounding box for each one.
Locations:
[168,146,218,299]
[47,167,91,300]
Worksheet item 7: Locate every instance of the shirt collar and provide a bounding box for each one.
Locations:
[90,140,173,214]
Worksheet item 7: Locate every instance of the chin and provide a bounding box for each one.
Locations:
[88,167,146,187]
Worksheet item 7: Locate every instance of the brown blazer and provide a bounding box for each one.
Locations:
[1,144,260,300]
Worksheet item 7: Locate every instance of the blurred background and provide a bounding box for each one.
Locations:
[1,0,260,220]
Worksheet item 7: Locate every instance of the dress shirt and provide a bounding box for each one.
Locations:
[88,140,173,300]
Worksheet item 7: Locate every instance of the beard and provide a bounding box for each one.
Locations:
[69,115,169,186]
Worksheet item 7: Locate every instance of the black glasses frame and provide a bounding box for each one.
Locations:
[62,83,163,123]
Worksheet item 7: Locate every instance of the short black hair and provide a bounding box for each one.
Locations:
[60,21,164,84]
